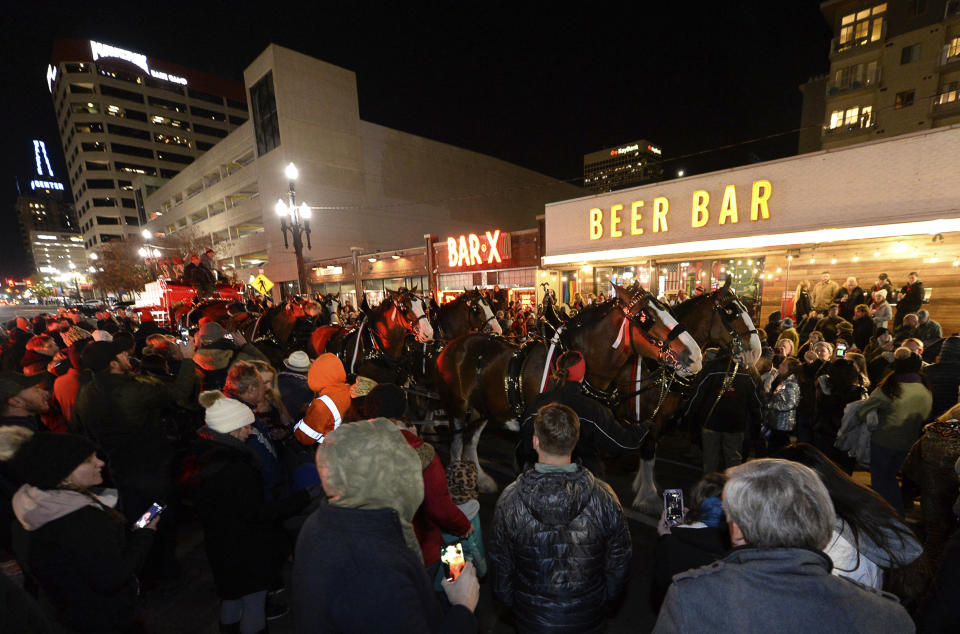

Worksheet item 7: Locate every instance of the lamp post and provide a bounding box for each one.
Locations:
[274,162,312,296]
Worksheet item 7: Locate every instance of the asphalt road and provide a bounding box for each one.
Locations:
[138,425,705,634]
[0,303,63,323]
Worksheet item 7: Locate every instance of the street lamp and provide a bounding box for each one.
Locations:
[275,162,312,295]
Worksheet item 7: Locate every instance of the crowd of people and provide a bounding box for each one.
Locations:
[0,266,956,633]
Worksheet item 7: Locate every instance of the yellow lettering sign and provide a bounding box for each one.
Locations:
[610,204,623,238]
[446,237,458,267]
[653,197,668,233]
[589,208,603,240]
[751,180,771,220]
[631,201,644,235]
[691,191,709,228]
[457,236,469,267]
[468,233,482,266]
[719,185,738,224]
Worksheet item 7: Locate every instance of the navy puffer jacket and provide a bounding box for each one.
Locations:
[489,466,631,633]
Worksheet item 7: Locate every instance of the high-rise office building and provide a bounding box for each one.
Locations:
[14,140,81,273]
[583,140,664,193]
[801,0,960,152]
[47,39,247,251]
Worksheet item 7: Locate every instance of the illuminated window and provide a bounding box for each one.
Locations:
[843,106,860,125]
[838,4,885,51]
[894,90,915,109]
[948,36,960,60]
[935,82,960,105]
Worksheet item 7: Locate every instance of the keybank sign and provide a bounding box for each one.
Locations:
[89,40,188,85]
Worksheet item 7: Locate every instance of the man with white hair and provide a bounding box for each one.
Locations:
[653,459,913,633]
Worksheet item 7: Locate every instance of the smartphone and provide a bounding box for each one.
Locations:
[664,489,684,527]
[135,502,165,529]
[836,342,847,357]
[440,542,465,582]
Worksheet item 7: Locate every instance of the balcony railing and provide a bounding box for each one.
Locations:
[823,118,877,138]
[826,67,881,95]
[930,92,960,117]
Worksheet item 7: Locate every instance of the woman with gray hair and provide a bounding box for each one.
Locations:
[653,459,913,633]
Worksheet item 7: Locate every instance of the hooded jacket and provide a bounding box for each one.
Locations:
[295,353,352,445]
[489,466,631,633]
[10,485,154,634]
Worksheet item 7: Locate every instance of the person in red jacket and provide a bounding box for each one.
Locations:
[363,383,473,571]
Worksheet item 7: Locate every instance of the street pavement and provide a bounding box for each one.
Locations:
[0,303,63,323]
[140,426,704,633]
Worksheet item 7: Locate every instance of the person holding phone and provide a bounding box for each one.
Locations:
[1,426,157,633]
[293,418,479,633]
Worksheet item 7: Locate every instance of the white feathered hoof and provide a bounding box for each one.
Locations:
[632,489,664,515]
[478,469,499,494]
[503,418,520,433]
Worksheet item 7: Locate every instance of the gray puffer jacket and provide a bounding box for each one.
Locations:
[489,466,631,633]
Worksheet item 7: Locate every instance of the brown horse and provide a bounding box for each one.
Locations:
[434,283,703,492]
[311,288,433,381]
[432,289,503,340]
[621,278,762,511]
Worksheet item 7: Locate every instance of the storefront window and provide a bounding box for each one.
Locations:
[714,257,764,319]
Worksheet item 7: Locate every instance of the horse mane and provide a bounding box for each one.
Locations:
[562,299,617,332]
[673,293,710,321]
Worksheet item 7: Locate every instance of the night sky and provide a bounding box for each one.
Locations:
[0,0,831,277]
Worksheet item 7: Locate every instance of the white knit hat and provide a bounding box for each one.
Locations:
[199,390,255,434]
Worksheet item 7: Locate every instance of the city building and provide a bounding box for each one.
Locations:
[142,44,581,297]
[14,140,80,273]
[801,0,960,152]
[583,140,664,193]
[543,124,960,335]
[46,39,248,250]
[29,231,87,278]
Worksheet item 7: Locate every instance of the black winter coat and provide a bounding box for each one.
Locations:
[925,360,960,422]
[651,525,728,609]
[177,429,309,599]
[12,504,154,633]
[516,382,647,476]
[852,316,875,351]
[683,359,762,434]
[73,360,196,517]
[489,467,631,633]
[898,280,924,314]
[293,504,476,633]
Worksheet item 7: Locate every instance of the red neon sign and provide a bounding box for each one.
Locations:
[446,230,507,267]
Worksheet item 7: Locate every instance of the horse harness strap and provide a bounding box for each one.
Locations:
[702,356,740,425]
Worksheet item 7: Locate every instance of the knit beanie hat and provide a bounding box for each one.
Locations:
[350,376,377,398]
[81,341,123,372]
[197,322,225,345]
[91,330,113,342]
[781,318,794,329]
[61,326,92,348]
[199,390,255,434]
[0,426,97,489]
[446,460,479,505]
[364,384,407,419]
[892,351,923,375]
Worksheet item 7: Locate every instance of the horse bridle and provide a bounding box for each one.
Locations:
[469,296,499,333]
[388,291,431,338]
[616,288,688,369]
[711,291,759,357]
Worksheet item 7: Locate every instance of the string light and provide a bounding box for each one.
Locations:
[873,250,880,258]
[830,258,837,264]
[809,258,816,264]
[852,255,859,262]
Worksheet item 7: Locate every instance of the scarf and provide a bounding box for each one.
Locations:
[318,418,424,557]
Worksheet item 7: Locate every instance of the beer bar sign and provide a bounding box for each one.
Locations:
[444,229,511,268]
